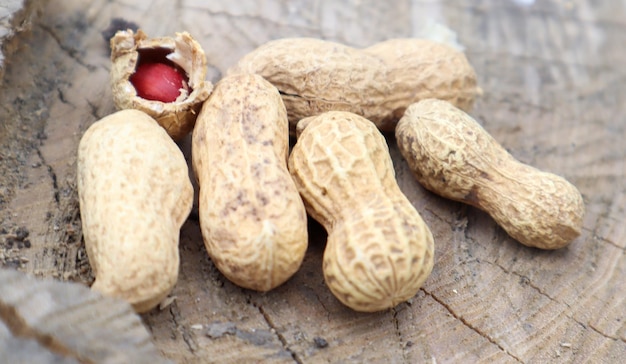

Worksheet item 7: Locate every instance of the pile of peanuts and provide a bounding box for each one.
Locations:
[77,30,584,313]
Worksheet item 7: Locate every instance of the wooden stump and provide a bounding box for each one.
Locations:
[0,1,624,363]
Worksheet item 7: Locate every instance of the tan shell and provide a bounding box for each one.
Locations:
[77,109,193,312]
[396,99,585,249]
[191,73,308,292]
[228,37,480,133]
[110,29,213,141]
[288,111,435,312]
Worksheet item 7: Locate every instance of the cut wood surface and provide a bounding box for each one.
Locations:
[0,0,624,363]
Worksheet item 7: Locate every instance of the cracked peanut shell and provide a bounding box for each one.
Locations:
[110,29,213,141]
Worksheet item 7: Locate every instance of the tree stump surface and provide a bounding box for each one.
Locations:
[0,1,624,363]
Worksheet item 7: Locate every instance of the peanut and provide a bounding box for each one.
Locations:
[395,99,585,249]
[288,111,435,312]
[228,37,480,133]
[77,109,193,312]
[110,30,213,141]
[130,62,188,103]
[192,73,308,291]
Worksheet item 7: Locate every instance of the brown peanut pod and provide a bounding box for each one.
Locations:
[110,29,213,141]
[396,99,585,249]
[228,37,479,133]
[192,73,308,291]
[288,111,435,312]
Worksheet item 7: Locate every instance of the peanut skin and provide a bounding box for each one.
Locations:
[396,99,585,249]
[288,111,434,312]
[192,73,308,291]
[77,109,193,312]
[228,37,480,133]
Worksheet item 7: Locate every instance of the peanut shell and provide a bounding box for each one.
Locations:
[77,109,193,312]
[289,111,435,312]
[192,73,308,291]
[396,99,585,249]
[110,29,213,141]
[228,37,480,132]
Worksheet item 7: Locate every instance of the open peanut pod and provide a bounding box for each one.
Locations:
[110,29,213,141]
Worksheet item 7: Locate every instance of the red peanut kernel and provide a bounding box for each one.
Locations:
[130,63,188,103]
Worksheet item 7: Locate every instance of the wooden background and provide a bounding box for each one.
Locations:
[1,0,624,363]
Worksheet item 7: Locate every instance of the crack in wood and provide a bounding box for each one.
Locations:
[422,205,455,227]
[479,256,626,346]
[586,228,626,251]
[422,289,524,363]
[587,322,625,343]
[312,290,332,322]
[33,143,60,205]
[482,259,566,306]
[168,302,198,355]
[587,201,626,251]
[83,99,101,130]
[255,303,302,364]
[391,306,410,364]
[38,23,95,72]
[56,87,72,106]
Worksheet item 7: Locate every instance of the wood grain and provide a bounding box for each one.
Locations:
[0,0,624,363]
